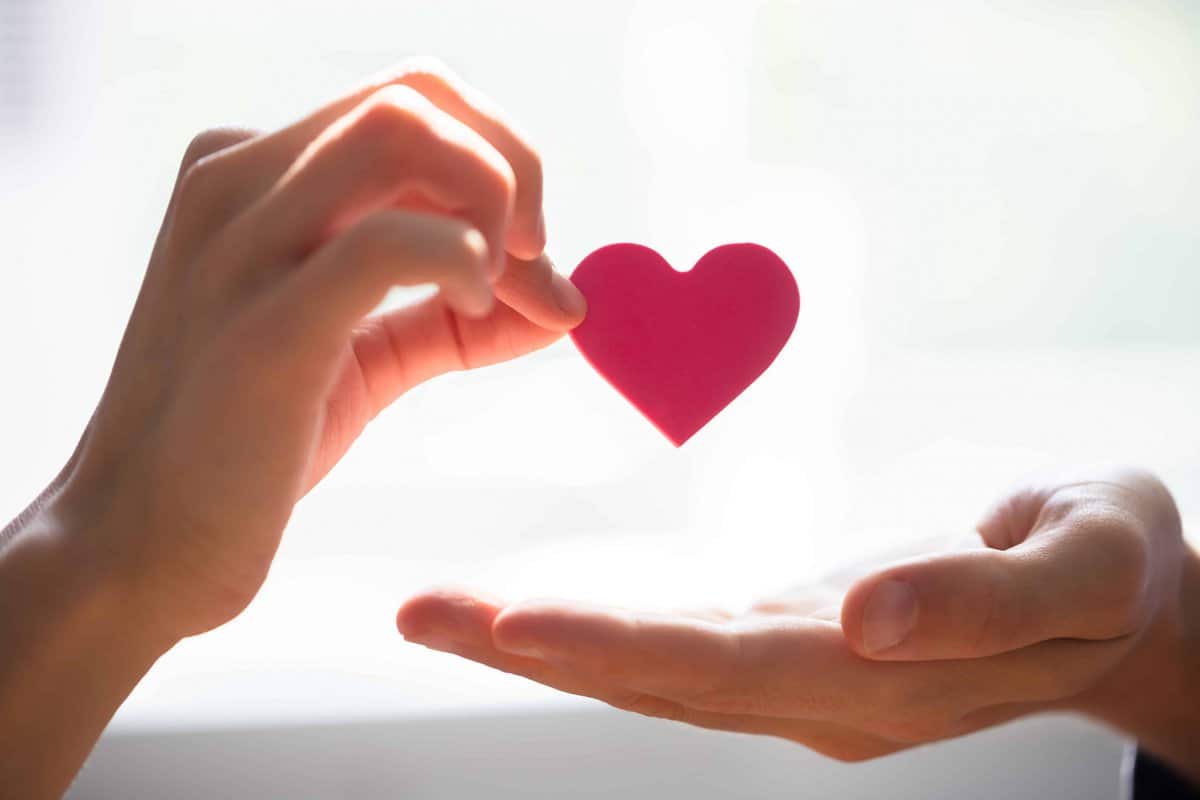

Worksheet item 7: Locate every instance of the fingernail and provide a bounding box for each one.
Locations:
[861,580,918,654]
[549,271,587,319]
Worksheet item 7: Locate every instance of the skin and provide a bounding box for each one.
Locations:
[399,468,1200,782]
[0,59,586,799]
[1,60,1195,800]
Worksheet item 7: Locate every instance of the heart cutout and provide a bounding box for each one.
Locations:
[570,243,800,446]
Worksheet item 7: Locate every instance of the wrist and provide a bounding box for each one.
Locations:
[1087,543,1200,783]
[52,499,181,651]
[47,465,192,649]
[0,492,180,686]
[1152,543,1200,779]
[0,494,177,797]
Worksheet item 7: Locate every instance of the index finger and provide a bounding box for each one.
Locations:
[217,59,546,259]
[395,60,545,259]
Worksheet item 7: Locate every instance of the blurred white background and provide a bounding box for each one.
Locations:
[2,0,1198,796]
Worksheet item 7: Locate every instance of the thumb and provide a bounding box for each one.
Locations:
[493,251,587,332]
[841,520,1149,661]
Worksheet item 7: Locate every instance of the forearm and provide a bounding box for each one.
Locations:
[0,500,174,799]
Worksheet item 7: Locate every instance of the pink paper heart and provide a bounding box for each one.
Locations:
[570,243,800,446]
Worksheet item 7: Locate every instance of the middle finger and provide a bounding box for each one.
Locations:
[195,60,545,258]
[232,85,515,280]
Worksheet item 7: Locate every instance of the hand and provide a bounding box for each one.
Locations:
[29,58,586,643]
[0,59,585,796]
[398,468,1200,777]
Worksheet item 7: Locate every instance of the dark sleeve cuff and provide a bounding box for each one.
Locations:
[1126,746,1200,800]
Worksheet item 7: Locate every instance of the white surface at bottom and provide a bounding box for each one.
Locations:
[76,708,1125,799]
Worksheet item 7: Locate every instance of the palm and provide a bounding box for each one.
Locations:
[398,471,1187,764]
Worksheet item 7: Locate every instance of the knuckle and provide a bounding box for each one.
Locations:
[978,485,1048,549]
[180,127,248,171]
[487,157,518,206]
[399,55,454,84]
[1078,516,1150,636]
[353,84,516,222]
[460,151,517,230]
[174,156,228,222]
[169,127,260,235]
[466,143,517,203]
[396,57,535,206]
[526,149,544,185]
[395,56,456,95]
[353,86,435,153]
[516,148,544,200]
